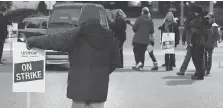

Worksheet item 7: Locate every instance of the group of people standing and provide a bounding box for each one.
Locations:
[109,5,220,80]
[108,7,180,71]
[177,5,220,80]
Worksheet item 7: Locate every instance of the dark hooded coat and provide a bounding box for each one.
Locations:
[26,4,120,102]
[0,13,10,42]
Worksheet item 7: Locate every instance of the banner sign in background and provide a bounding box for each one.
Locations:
[13,42,45,93]
[161,33,175,54]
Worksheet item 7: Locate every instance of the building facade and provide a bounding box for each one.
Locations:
[10,1,56,10]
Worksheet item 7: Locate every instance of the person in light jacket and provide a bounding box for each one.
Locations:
[177,12,196,75]
[26,4,120,108]
[158,12,180,71]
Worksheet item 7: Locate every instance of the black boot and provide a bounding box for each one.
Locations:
[151,62,158,70]
[191,75,204,80]
[172,54,176,67]
[162,64,166,67]
[205,70,210,76]
[166,66,173,71]
[176,71,185,75]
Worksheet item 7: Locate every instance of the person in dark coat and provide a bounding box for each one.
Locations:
[188,5,209,80]
[26,4,120,108]
[158,12,180,71]
[130,7,156,71]
[204,13,220,76]
[109,9,127,68]
[0,12,11,65]
[177,12,196,75]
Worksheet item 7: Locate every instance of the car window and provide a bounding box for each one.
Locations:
[18,19,30,29]
[26,19,41,28]
[49,7,81,24]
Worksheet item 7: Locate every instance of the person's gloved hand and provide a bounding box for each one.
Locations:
[151,41,155,46]
[26,41,32,50]
[26,38,34,50]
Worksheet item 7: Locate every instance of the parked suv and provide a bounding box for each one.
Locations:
[46,3,109,65]
[5,9,39,26]
[17,16,49,42]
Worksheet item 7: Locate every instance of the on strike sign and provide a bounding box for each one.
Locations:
[13,42,45,92]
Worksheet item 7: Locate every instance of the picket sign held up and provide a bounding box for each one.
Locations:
[12,42,46,108]
[161,33,175,54]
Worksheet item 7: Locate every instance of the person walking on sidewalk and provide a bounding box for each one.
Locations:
[188,5,209,80]
[0,11,11,65]
[177,12,196,75]
[109,9,127,68]
[128,7,158,71]
[159,12,180,71]
[26,4,120,108]
[203,13,221,76]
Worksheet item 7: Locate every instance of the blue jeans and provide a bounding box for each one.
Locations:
[180,45,192,72]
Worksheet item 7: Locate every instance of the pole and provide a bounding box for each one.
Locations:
[180,1,184,26]
[49,1,51,16]
[209,1,214,13]
[26,92,30,108]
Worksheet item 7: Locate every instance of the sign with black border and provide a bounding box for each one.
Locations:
[13,42,45,93]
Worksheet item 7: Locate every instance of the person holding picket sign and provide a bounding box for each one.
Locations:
[159,12,180,71]
[26,4,120,108]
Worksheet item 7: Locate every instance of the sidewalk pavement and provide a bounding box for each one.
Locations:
[1,65,223,108]
[1,48,223,108]
[2,47,223,70]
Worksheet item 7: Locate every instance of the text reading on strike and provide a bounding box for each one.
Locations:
[16,71,42,81]
[14,61,44,83]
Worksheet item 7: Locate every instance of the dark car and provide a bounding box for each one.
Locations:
[46,3,109,65]
[17,16,49,42]
[5,9,39,24]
